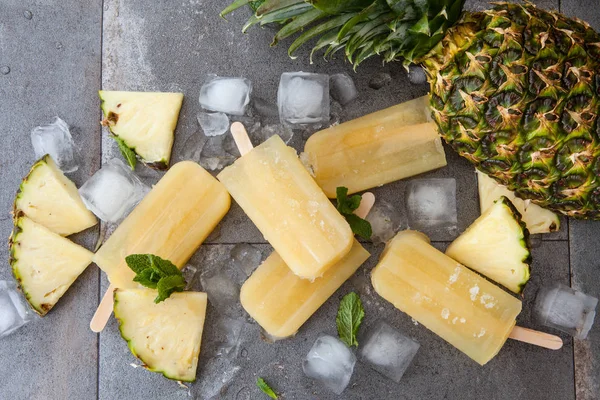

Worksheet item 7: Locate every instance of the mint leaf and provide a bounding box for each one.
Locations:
[256,377,278,399]
[150,256,180,278]
[125,254,187,302]
[155,275,186,303]
[345,214,373,240]
[113,135,137,170]
[125,254,153,274]
[133,268,158,289]
[336,292,365,347]
[335,186,372,240]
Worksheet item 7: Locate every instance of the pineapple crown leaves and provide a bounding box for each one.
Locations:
[220,0,465,67]
[125,254,187,303]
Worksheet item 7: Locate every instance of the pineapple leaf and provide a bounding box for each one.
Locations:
[220,0,250,18]
[257,0,304,16]
[288,14,353,58]
[272,8,327,46]
[309,0,375,14]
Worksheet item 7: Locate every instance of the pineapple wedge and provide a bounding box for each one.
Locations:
[14,155,97,236]
[114,289,207,382]
[100,91,184,170]
[477,170,559,234]
[9,214,93,316]
[446,197,531,294]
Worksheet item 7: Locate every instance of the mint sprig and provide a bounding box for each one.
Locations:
[113,135,137,170]
[256,377,278,399]
[125,254,186,303]
[336,187,372,240]
[336,292,365,347]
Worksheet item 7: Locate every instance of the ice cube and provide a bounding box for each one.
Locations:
[230,243,263,277]
[278,72,330,128]
[0,280,34,338]
[30,117,78,173]
[193,356,241,399]
[406,178,458,232]
[535,284,598,340]
[366,200,404,244]
[181,264,200,291]
[359,320,420,383]
[199,76,252,116]
[200,268,243,317]
[214,316,247,357]
[199,135,238,171]
[252,97,279,118]
[197,112,230,137]
[79,158,149,223]
[330,73,358,105]
[302,335,356,395]
[407,65,428,85]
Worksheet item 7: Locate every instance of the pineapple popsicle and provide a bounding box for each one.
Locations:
[218,135,353,280]
[304,96,447,198]
[372,230,522,365]
[94,161,230,288]
[241,240,370,339]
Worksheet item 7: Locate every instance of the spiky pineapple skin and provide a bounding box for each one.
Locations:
[425,2,600,219]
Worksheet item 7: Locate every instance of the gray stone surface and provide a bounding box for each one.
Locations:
[0,1,103,399]
[2,0,599,399]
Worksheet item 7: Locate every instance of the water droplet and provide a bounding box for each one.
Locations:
[240,348,248,358]
[0,66,10,75]
[56,42,63,50]
[23,10,33,20]
[235,387,251,400]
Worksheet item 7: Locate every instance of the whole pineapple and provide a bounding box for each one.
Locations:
[222,1,600,219]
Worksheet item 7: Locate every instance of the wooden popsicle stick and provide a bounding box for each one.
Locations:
[90,284,115,333]
[231,122,254,156]
[509,326,563,350]
[354,192,375,219]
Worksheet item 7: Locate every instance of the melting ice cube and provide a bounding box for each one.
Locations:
[197,112,230,137]
[0,280,34,339]
[359,320,420,383]
[303,335,356,395]
[30,117,78,173]
[199,76,252,116]
[230,243,263,277]
[406,178,458,232]
[366,200,404,244]
[535,284,598,340]
[78,158,149,223]
[278,72,330,128]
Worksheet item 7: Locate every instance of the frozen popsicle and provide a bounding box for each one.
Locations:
[218,134,353,279]
[94,161,230,288]
[241,240,370,339]
[303,96,446,198]
[371,230,553,365]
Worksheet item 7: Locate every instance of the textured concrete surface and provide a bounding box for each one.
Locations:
[0,1,103,399]
[1,0,599,399]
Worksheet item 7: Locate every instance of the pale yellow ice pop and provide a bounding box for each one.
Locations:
[93,161,230,288]
[241,240,369,339]
[371,230,522,365]
[218,135,353,280]
[304,96,446,197]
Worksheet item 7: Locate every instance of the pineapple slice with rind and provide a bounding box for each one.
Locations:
[114,289,207,382]
[99,91,184,170]
[14,155,97,236]
[446,196,531,294]
[477,171,559,234]
[9,214,93,316]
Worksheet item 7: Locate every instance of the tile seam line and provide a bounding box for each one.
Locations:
[97,0,105,399]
